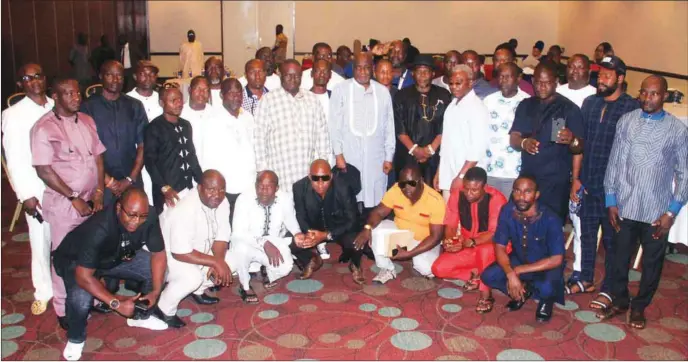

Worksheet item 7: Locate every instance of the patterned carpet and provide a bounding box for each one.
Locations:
[1,196,687,360]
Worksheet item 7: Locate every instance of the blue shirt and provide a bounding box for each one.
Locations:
[392,68,415,90]
[472,77,498,100]
[80,94,147,180]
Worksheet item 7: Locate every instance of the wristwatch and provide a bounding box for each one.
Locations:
[108,298,120,310]
[161,185,171,193]
[571,137,580,147]
[67,191,80,201]
[327,232,333,241]
[125,176,134,183]
[364,224,372,231]
[665,211,675,219]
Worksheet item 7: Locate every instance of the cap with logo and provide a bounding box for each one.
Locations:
[599,55,626,75]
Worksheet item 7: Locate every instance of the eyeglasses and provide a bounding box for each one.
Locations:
[398,180,419,189]
[120,204,148,222]
[310,175,331,182]
[21,73,43,82]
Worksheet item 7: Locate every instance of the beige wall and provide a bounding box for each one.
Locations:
[148,1,223,53]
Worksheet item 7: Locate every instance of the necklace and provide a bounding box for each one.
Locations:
[420,93,438,122]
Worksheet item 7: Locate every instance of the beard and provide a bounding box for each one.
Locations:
[597,82,617,97]
[515,201,532,212]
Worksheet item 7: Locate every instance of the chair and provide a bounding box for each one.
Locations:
[6,92,25,108]
[1,154,23,232]
[565,226,642,270]
[85,84,103,98]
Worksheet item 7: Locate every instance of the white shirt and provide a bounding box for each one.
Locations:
[481,89,530,179]
[438,90,490,190]
[300,68,345,91]
[209,89,223,110]
[197,108,256,194]
[181,103,217,163]
[1,97,54,201]
[162,188,231,255]
[431,76,450,91]
[239,74,281,91]
[311,91,330,123]
[126,89,163,121]
[179,41,204,78]
[231,189,301,248]
[556,84,596,108]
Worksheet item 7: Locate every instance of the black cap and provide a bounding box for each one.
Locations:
[413,54,435,70]
[534,41,544,51]
[599,55,626,75]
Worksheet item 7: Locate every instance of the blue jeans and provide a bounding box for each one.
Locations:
[63,251,154,343]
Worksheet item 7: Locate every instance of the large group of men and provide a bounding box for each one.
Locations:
[2,37,687,361]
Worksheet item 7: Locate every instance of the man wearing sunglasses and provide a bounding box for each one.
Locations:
[354,164,445,284]
[52,188,168,361]
[293,159,370,283]
[2,63,54,316]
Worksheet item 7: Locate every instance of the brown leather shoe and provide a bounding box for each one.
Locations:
[299,254,323,280]
[349,263,365,285]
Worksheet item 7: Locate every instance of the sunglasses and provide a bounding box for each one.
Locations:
[310,175,331,182]
[21,73,43,82]
[398,180,419,189]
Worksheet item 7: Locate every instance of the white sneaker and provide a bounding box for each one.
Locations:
[248,262,262,273]
[373,269,396,284]
[127,316,168,331]
[317,243,330,260]
[63,341,85,361]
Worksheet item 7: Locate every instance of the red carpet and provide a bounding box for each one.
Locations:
[2,179,687,360]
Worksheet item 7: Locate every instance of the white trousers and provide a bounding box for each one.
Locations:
[371,220,441,277]
[570,212,582,272]
[226,238,294,291]
[140,167,154,207]
[28,215,52,301]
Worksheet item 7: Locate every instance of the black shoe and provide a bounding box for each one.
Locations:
[506,289,532,311]
[124,280,142,294]
[207,285,221,293]
[535,300,554,322]
[152,307,186,328]
[57,316,69,331]
[91,301,113,314]
[191,293,220,305]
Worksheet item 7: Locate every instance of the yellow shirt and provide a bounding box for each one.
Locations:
[381,183,446,241]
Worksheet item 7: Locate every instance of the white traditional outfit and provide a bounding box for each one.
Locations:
[181,103,218,172]
[179,41,204,78]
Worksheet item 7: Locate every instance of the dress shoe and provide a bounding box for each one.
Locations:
[535,299,554,322]
[299,255,323,280]
[91,301,112,314]
[58,316,69,331]
[349,263,365,285]
[506,289,532,311]
[152,306,186,328]
[207,285,221,293]
[191,293,220,305]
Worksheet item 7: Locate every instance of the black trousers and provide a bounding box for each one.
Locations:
[226,192,240,227]
[289,230,374,268]
[609,219,668,311]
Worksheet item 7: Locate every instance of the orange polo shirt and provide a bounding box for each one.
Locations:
[381,183,446,241]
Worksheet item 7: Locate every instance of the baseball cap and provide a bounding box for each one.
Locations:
[135,60,159,74]
[534,41,544,51]
[599,55,626,75]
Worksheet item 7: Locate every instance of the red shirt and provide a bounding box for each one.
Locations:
[444,183,507,238]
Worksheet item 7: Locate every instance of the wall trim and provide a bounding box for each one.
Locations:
[150,51,223,56]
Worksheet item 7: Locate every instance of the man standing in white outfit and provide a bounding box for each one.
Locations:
[179,29,204,78]
[155,170,232,328]
[1,63,54,315]
[228,170,304,303]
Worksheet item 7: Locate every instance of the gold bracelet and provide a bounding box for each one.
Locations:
[95,189,104,194]
[520,138,528,149]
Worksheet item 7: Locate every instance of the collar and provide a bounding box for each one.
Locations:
[245,85,269,98]
[510,203,543,224]
[353,80,374,94]
[641,110,665,121]
[255,194,278,208]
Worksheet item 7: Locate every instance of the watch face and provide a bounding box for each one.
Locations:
[110,299,120,309]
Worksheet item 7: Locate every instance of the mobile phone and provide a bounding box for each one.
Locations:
[551,118,566,142]
[27,210,44,223]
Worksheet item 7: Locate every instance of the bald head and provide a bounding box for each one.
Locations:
[257,170,279,186]
[643,75,668,93]
[400,163,422,181]
[198,170,226,209]
[117,187,150,232]
[17,63,42,79]
[220,77,242,95]
[245,59,264,73]
[201,169,225,187]
[120,188,148,209]
[310,159,331,175]
[100,60,123,75]
[354,52,373,67]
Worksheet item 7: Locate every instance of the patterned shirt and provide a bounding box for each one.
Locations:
[604,109,688,224]
[579,94,640,217]
[253,87,332,192]
[241,85,269,116]
[482,89,530,179]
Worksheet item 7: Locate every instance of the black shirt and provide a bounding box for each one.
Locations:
[293,172,360,240]
[53,203,164,272]
[144,115,202,212]
[80,94,147,180]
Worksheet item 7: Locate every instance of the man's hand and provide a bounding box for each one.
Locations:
[22,197,41,216]
[114,178,133,196]
[442,239,463,253]
[506,272,525,301]
[390,246,411,261]
[335,154,347,172]
[299,232,321,249]
[138,290,161,307]
[264,241,284,267]
[461,237,474,249]
[413,147,430,163]
[522,138,539,155]
[207,259,232,287]
[115,293,141,318]
[556,127,574,144]
[72,198,93,217]
[163,188,181,208]
[92,192,104,213]
[293,232,306,246]
[433,173,440,191]
[353,229,371,251]
[383,161,393,175]
[570,179,584,203]
[308,230,328,244]
[608,206,622,233]
[651,214,674,240]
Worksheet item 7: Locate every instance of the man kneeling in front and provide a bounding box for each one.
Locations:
[354,164,445,284]
[52,188,168,361]
[155,170,233,327]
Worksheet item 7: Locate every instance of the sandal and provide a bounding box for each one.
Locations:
[565,280,595,295]
[476,297,495,314]
[628,309,646,329]
[589,292,613,311]
[261,266,278,290]
[596,304,628,321]
[239,286,260,304]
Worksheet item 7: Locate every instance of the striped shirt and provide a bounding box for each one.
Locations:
[604,109,688,224]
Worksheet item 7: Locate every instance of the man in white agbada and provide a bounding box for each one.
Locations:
[181,76,217,168]
[155,170,233,329]
[1,63,54,315]
[329,52,395,211]
[227,170,304,304]
[300,43,345,91]
[435,64,489,201]
[179,29,204,78]
[126,60,163,206]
